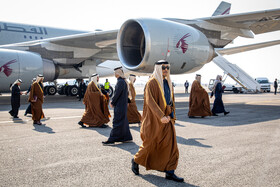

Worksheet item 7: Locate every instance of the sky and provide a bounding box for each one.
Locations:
[1,0,280,85]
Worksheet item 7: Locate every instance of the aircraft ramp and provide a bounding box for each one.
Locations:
[213,53,261,93]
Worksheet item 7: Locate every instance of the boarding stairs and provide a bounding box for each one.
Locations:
[213,53,261,93]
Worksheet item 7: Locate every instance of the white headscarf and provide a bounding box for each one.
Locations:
[128,74,136,99]
[129,74,136,84]
[36,74,44,83]
[90,74,99,86]
[151,60,173,100]
[114,67,130,97]
[10,79,22,91]
[212,75,222,93]
[195,74,201,84]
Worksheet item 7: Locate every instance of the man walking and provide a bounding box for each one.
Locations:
[274,78,278,95]
[102,67,132,145]
[188,74,212,118]
[78,79,86,101]
[78,74,110,128]
[28,74,45,125]
[9,79,23,119]
[184,80,189,93]
[127,74,142,125]
[131,60,184,182]
[24,78,36,116]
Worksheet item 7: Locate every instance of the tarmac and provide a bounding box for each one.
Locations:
[0,86,280,187]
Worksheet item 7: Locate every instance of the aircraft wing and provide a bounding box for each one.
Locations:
[0,29,119,64]
[216,39,280,55]
[48,30,118,49]
[166,8,280,47]
[203,8,280,34]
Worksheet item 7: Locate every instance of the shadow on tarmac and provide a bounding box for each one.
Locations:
[139,174,199,187]
[177,136,212,148]
[33,124,55,134]
[12,118,27,124]
[82,125,112,138]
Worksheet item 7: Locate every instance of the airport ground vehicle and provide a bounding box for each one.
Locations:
[57,81,79,96]
[43,82,58,95]
[208,79,244,93]
[255,77,271,92]
[56,80,114,97]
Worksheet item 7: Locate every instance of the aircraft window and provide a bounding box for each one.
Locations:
[40,37,43,39]
[35,36,38,39]
[29,36,32,39]
[24,35,27,39]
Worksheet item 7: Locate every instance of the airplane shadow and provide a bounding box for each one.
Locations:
[138,174,199,187]
[33,124,55,134]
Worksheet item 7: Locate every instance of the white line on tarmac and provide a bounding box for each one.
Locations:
[0,116,81,124]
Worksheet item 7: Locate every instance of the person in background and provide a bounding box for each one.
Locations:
[102,67,132,145]
[9,79,23,119]
[127,74,142,125]
[24,78,36,116]
[274,78,278,95]
[184,80,189,93]
[210,75,230,116]
[104,79,110,93]
[188,74,212,118]
[131,60,184,182]
[78,79,86,101]
[78,74,110,128]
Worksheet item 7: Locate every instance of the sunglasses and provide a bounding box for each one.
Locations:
[162,66,170,70]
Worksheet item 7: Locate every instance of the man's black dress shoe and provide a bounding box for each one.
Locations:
[212,113,218,116]
[33,121,42,125]
[102,140,115,145]
[188,116,195,118]
[9,111,14,116]
[99,124,108,128]
[165,173,184,182]
[78,121,86,128]
[131,159,139,175]
[224,111,230,116]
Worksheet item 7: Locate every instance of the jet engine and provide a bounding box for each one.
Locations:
[117,18,215,74]
[0,49,58,92]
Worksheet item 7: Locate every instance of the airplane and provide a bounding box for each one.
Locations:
[0,1,280,95]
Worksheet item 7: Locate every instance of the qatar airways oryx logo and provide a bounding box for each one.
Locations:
[0,59,17,77]
[176,33,191,54]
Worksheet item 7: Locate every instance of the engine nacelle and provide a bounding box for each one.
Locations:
[0,49,58,92]
[117,18,215,74]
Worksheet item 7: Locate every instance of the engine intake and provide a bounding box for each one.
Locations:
[117,18,214,74]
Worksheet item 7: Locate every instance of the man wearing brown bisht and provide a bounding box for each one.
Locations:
[28,74,45,125]
[78,74,110,128]
[127,74,141,125]
[188,74,212,118]
[131,60,184,183]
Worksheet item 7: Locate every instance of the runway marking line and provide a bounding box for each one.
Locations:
[0,115,81,124]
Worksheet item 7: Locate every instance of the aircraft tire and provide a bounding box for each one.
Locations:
[47,86,57,95]
[69,85,78,96]
[108,86,114,97]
